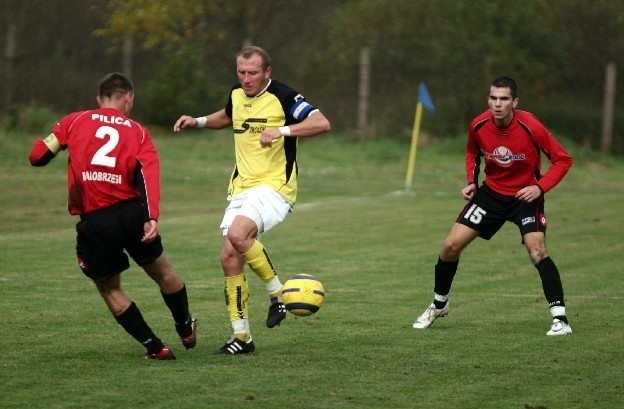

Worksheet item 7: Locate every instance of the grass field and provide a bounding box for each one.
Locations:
[1,128,623,409]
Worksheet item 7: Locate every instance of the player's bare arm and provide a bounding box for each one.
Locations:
[291,111,331,138]
[173,109,232,132]
[461,183,477,200]
[259,111,331,148]
[515,185,542,203]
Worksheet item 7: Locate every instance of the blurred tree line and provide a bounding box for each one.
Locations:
[2,0,624,153]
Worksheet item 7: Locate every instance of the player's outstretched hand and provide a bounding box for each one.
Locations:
[173,115,198,132]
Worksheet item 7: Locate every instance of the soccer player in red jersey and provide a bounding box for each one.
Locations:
[413,76,573,336]
[29,72,196,359]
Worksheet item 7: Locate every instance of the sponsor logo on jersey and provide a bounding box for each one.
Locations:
[485,146,525,168]
[234,118,268,134]
[521,216,535,226]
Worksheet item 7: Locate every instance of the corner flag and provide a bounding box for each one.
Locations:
[418,83,435,115]
[405,82,435,190]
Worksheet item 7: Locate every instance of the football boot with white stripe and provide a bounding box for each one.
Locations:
[216,337,256,355]
[266,300,287,328]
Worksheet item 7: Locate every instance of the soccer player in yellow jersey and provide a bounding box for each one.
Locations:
[174,46,331,354]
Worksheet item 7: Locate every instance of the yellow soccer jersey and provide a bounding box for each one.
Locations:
[224,79,318,204]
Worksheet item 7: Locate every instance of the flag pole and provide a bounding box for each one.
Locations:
[404,101,423,190]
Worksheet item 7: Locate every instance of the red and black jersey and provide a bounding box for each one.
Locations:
[466,109,572,196]
[30,107,160,218]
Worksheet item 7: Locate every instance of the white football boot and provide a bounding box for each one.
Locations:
[412,302,450,329]
[546,318,572,336]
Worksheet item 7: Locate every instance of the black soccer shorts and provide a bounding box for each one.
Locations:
[75,199,163,281]
[456,183,547,240]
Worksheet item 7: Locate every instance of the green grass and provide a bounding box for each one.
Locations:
[1,129,623,408]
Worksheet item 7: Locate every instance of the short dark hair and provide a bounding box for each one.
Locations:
[490,76,517,99]
[98,72,133,99]
[236,46,271,70]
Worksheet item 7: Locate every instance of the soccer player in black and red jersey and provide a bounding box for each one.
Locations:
[412,76,573,336]
[29,72,196,359]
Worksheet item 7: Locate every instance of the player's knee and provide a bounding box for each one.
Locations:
[226,224,247,248]
[144,255,172,277]
[441,238,462,259]
[220,247,239,269]
[528,248,547,264]
[159,268,183,289]
[220,250,231,267]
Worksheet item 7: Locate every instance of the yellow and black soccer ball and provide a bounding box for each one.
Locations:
[281,274,325,316]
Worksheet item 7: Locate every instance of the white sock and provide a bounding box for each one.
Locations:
[232,319,250,334]
[266,277,283,296]
[550,306,566,319]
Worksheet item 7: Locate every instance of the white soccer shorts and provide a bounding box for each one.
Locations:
[220,185,292,236]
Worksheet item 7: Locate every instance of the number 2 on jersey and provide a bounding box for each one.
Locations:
[464,204,486,224]
[91,126,119,167]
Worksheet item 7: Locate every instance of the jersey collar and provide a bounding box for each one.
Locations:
[254,79,272,98]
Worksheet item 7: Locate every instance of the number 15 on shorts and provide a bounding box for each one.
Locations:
[464,204,486,224]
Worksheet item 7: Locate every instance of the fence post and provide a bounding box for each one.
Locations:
[122,34,133,79]
[357,46,370,133]
[4,24,16,111]
[601,62,616,154]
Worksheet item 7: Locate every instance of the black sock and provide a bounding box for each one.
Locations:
[432,300,446,309]
[433,257,458,303]
[535,257,565,309]
[161,285,190,324]
[115,302,163,354]
[161,285,191,336]
[554,315,568,324]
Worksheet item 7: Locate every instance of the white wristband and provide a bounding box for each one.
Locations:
[278,126,291,137]
[195,116,207,128]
